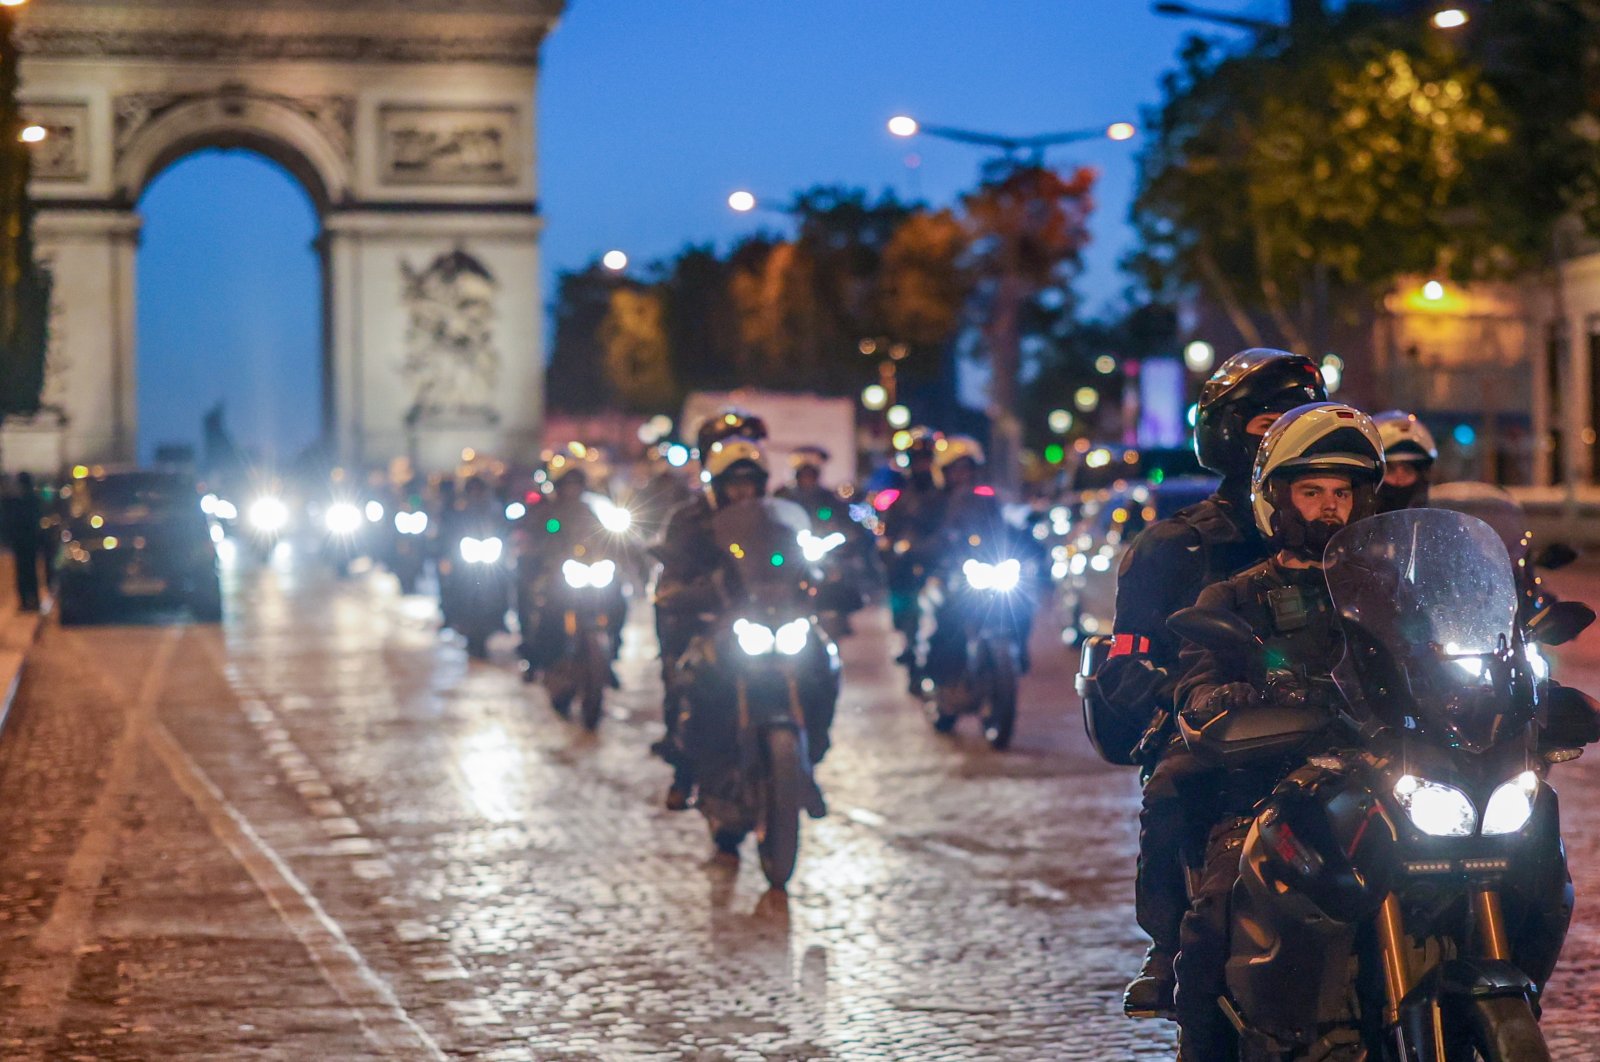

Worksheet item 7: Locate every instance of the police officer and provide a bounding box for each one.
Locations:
[1372,408,1438,512]
[878,428,945,676]
[1170,402,1381,1060]
[653,412,769,805]
[1099,349,1326,1017]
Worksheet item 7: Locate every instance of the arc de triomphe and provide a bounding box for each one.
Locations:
[7,0,561,472]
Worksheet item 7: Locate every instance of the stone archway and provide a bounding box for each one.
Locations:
[8,0,562,472]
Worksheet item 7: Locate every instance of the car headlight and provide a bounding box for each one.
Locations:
[1393,774,1477,837]
[324,502,363,536]
[460,536,503,564]
[1482,771,1539,836]
[733,618,777,656]
[774,618,810,656]
[963,557,1021,592]
[562,558,617,589]
[799,530,847,563]
[248,496,289,533]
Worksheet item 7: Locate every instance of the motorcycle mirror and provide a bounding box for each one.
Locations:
[1168,607,1261,661]
[1536,542,1579,570]
[1533,600,1596,646]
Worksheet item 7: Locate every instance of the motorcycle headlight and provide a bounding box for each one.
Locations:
[597,501,633,534]
[799,530,847,563]
[324,502,363,536]
[460,536,503,564]
[1482,771,1539,836]
[248,496,289,533]
[774,618,810,656]
[963,557,1021,592]
[213,499,238,521]
[1393,774,1477,838]
[505,501,527,521]
[590,559,617,588]
[733,618,776,656]
[394,511,428,535]
[562,558,616,589]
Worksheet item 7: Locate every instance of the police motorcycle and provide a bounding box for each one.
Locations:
[437,483,511,659]
[1168,508,1598,1062]
[314,477,386,577]
[388,484,431,594]
[915,438,1038,750]
[673,496,839,889]
[777,447,873,638]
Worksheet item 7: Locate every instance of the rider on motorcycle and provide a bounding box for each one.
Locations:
[777,445,870,632]
[1170,401,1384,1061]
[1098,348,1327,1017]
[516,450,624,676]
[1372,408,1438,512]
[655,412,770,804]
[878,427,947,674]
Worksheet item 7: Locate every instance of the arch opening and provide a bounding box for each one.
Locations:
[135,147,325,469]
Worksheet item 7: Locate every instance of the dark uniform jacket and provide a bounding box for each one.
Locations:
[1105,480,1265,710]
[1174,557,1345,812]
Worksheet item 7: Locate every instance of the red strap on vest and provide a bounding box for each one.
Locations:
[1108,633,1151,658]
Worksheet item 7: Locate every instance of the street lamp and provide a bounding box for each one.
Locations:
[1432,8,1468,29]
[727,190,758,213]
[601,249,628,271]
[17,124,43,143]
[886,114,1137,164]
[1151,1,1283,32]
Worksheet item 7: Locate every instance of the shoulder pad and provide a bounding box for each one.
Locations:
[1171,497,1250,546]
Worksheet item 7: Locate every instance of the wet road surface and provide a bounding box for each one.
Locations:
[3,553,1600,1059]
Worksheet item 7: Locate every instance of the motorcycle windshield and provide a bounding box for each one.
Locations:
[1323,509,1522,750]
[711,498,813,604]
[1427,482,1533,564]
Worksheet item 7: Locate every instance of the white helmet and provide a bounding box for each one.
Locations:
[1251,402,1385,542]
[934,434,985,472]
[704,437,770,482]
[1371,410,1438,468]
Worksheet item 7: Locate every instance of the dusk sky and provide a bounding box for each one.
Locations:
[135,1,1265,461]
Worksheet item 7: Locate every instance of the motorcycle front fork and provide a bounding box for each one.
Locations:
[1375,888,1511,1043]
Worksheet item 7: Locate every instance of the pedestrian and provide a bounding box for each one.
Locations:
[2,471,44,611]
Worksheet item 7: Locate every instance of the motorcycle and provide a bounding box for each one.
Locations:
[388,504,430,594]
[519,539,626,730]
[916,540,1036,750]
[677,497,838,889]
[438,518,511,659]
[1169,508,1598,1061]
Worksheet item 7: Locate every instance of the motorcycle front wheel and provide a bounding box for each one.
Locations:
[756,728,803,889]
[578,631,609,731]
[1459,995,1550,1062]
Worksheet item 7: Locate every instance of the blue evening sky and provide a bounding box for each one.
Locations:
[137,2,1269,460]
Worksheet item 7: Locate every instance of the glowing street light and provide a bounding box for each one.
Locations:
[1432,8,1468,29]
[885,114,1136,163]
[727,190,757,213]
[18,124,44,144]
[1106,122,1137,142]
[1183,340,1216,374]
[1423,279,1446,302]
[887,115,919,138]
[601,249,628,271]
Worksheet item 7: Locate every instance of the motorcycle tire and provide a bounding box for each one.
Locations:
[925,692,958,733]
[579,632,609,731]
[983,646,1018,751]
[756,728,804,890]
[464,632,490,660]
[1460,995,1550,1062]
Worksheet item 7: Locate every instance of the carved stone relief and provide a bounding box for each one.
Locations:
[379,106,516,186]
[401,249,501,426]
[113,89,355,161]
[22,102,90,183]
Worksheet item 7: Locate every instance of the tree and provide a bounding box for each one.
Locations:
[1133,11,1514,355]
[598,286,675,414]
[546,263,621,414]
[879,208,972,383]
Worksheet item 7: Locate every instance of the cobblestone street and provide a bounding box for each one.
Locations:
[3,555,1600,1059]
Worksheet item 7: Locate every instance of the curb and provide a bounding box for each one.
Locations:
[0,603,44,740]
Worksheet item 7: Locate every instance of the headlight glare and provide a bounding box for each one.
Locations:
[733,618,776,656]
[799,530,847,562]
[1482,771,1539,835]
[248,496,289,533]
[324,502,363,536]
[963,559,996,589]
[1393,774,1477,837]
[1525,645,1550,682]
[394,511,428,535]
[460,536,503,564]
[597,501,633,534]
[774,618,810,655]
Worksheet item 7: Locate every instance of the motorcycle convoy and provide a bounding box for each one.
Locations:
[294,361,1598,1053]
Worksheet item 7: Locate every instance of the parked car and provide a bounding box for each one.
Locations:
[1055,475,1218,644]
[56,468,222,624]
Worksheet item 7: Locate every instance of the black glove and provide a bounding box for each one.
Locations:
[1184,681,1260,727]
[1098,655,1168,714]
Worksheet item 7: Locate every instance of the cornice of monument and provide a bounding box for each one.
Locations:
[18,2,565,66]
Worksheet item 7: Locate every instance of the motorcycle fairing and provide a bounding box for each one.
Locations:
[1396,958,1538,1062]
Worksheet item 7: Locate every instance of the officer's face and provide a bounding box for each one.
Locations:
[1246,413,1281,436]
[796,467,820,490]
[723,478,761,505]
[1289,475,1354,526]
[1383,462,1420,489]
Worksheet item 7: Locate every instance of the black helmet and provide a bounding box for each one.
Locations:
[1194,348,1327,476]
[696,409,770,457]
